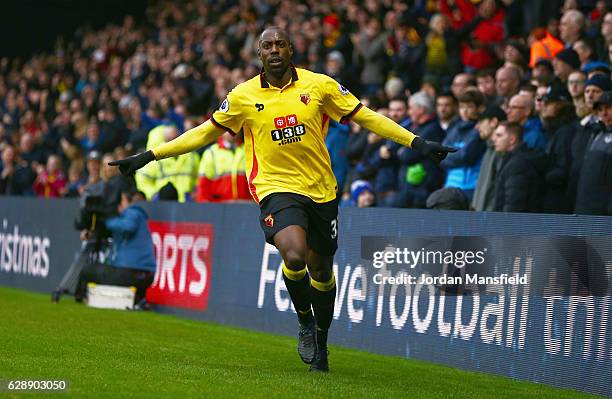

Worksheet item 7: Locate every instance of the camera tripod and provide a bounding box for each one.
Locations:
[51,235,110,303]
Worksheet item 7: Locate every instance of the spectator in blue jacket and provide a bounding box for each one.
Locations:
[77,189,156,304]
[507,93,547,149]
[80,121,107,154]
[389,91,445,207]
[325,120,350,195]
[367,97,410,201]
[105,191,156,274]
[440,90,487,201]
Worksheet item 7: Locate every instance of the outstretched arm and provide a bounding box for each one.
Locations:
[152,120,223,159]
[351,106,456,162]
[110,120,224,175]
[352,106,416,147]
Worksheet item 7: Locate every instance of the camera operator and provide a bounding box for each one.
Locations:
[53,154,137,303]
[76,188,156,304]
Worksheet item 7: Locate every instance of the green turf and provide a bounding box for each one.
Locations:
[0,286,600,399]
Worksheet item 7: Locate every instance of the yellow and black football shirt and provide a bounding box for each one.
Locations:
[210,66,361,204]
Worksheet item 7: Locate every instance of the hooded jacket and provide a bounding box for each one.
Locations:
[440,119,486,191]
[105,205,156,272]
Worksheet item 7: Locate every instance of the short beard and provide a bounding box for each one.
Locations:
[265,62,289,80]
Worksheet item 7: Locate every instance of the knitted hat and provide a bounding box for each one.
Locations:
[541,84,572,102]
[555,48,580,70]
[534,59,554,72]
[350,180,374,203]
[585,74,612,92]
[581,61,610,75]
[158,182,179,201]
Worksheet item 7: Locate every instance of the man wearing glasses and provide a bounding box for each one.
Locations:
[506,93,547,149]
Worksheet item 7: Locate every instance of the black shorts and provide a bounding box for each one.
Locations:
[259,192,339,256]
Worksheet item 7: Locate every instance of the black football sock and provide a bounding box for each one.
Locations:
[282,263,314,326]
[310,274,336,350]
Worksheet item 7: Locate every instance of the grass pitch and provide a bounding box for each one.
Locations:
[0,286,599,399]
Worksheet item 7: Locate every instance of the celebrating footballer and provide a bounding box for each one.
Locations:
[110,26,455,372]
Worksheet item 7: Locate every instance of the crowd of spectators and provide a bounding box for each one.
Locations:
[0,0,610,215]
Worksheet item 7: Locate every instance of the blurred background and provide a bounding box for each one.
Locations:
[0,0,610,215]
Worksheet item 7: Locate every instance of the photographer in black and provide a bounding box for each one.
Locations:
[75,187,156,304]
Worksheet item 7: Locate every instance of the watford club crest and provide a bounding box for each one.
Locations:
[300,93,311,105]
[264,214,274,228]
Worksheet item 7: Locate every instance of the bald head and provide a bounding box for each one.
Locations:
[496,66,521,98]
[451,73,474,98]
[507,93,533,124]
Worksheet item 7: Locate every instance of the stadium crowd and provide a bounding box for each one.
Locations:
[0,0,611,215]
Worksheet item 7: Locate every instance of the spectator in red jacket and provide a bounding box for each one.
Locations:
[439,0,505,70]
[33,154,67,198]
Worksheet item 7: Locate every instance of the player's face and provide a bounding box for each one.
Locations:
[258,31,293,77]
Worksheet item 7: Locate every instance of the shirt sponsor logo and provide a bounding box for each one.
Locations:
[274,116,287,129]
[271,115,306,146]
[286,114,297,126]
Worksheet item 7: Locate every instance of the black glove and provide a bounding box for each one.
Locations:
[411,137,457,163]
[108,150,155,176]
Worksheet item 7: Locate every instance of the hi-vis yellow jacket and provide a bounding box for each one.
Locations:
[136,125,200,202]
